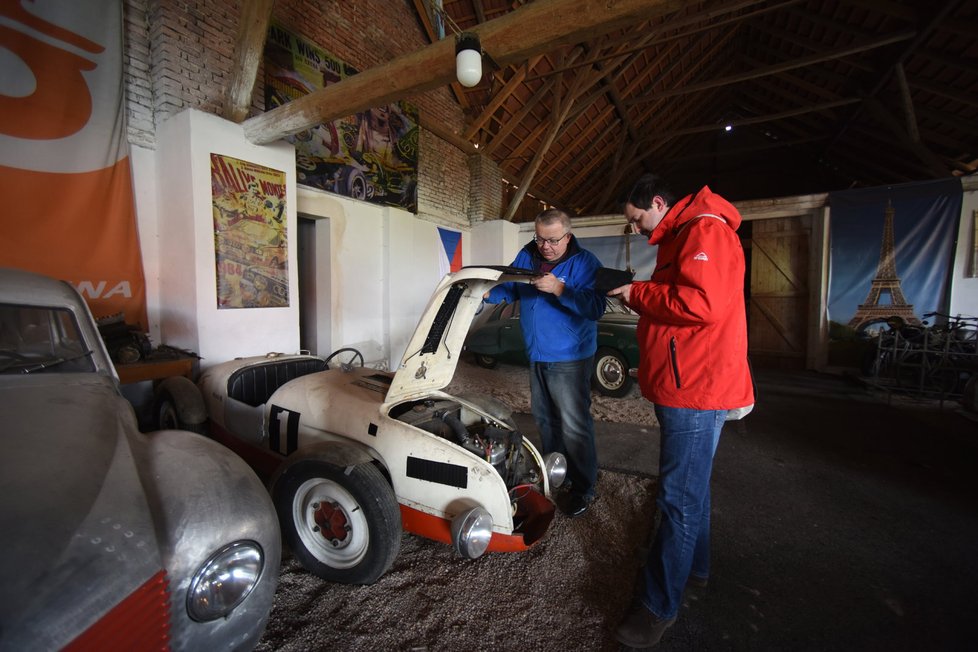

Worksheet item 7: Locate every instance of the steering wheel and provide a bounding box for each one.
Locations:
[324,347,365,370]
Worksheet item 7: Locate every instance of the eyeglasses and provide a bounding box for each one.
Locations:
[533,232,569,247]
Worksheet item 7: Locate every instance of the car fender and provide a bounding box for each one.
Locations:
[135,429,281,652]
[155,376,207,425]
[269,438,384,491]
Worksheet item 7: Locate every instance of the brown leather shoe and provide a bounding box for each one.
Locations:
[614,603,676,648]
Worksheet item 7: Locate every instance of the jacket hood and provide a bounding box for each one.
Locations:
[650,186,742,244]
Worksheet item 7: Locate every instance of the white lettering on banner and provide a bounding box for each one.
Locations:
[73,281,133,299]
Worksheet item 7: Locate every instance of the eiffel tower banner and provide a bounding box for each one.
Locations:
[827,179,961,345]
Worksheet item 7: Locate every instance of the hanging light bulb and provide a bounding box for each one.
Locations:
[455,32,482,87]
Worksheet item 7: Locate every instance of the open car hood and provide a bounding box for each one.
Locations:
[386,266,535,405]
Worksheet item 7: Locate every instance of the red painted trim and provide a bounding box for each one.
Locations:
[64,570,170,651]
[399,503,531,552]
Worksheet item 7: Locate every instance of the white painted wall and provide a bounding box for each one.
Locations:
[153,109,299,365]
[296,186,471,370]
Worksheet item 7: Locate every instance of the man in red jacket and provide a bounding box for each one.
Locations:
[609,174,754,648]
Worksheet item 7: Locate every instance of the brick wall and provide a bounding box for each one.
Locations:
[123,0,482,228]
[468,153,503,222]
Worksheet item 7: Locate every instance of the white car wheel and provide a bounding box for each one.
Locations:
[592,346,632,398]
[275,460,401,584]
[293,477,370,569]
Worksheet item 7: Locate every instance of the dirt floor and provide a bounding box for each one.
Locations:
[253,360,978,652]
[255,358,658,651]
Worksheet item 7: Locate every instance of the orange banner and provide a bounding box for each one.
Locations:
[0,0,147,327]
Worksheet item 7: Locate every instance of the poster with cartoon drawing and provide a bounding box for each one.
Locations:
[263,22,419,212]
[210,154,289,309]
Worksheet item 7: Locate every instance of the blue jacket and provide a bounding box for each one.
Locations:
[486,235,605,363]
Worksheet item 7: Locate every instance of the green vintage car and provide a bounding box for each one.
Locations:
[464,297,640,397]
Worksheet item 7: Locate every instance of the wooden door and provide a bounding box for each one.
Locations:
[747,215,812,369]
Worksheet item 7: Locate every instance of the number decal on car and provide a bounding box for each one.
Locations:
[269,405,300,455]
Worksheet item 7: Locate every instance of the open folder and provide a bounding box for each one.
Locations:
[594,267,635,295]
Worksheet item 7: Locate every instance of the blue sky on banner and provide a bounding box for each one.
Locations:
[827,179,961,327]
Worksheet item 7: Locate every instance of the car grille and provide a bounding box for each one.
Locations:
[63,570,171,651]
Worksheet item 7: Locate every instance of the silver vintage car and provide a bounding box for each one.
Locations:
[0,268,280,651]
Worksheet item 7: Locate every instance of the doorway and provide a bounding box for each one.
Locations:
[297,215,331,354]
[747,214,813,369]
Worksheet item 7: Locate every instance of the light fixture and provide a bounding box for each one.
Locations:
[455,32,482,87]
[724,124,733,132]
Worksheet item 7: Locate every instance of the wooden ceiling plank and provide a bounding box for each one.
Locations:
[747,19,876,73]
[629,30,916,105]
[861,97,950,177]
[243,0,688,144]
[222,0,275,123]
[463,54,544,141]
[893,62,921,143]
[524,0,796,83]
[908,77,978,109]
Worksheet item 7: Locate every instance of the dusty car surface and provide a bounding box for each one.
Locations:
[162,266,567,585]
[0,268,280,651]
[465,296,640,397]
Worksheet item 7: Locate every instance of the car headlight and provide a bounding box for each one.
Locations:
[451,506,493,560]
[187,541,264,622]
[543,452,567,489]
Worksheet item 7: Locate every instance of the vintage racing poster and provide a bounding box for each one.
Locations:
[264,22,419,212]
[210,154,288,309]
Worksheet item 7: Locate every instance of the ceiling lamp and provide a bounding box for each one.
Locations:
[455,32,482,87]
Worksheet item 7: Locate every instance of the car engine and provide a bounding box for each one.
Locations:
[390,395,541,489]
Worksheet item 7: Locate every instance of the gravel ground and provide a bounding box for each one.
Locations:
[255,358,660,651]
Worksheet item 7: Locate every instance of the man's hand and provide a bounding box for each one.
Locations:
[608,283,633,304]
[531,272,564,296]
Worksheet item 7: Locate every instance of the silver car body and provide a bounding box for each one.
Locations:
[0,268,280,651]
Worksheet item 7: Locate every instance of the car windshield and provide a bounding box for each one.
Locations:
[0,303,95,374]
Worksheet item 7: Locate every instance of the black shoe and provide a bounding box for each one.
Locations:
[614,602,676,648]
[686,573,709,589]
[565,493,593,518]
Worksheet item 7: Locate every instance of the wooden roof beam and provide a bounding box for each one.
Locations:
[243,0,687,144]
[222,0,275,123]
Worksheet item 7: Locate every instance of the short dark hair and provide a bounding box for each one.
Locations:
[622,174,676,210]
[535,208,571,230]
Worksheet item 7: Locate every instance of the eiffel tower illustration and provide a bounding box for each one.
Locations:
[848,200,920,330]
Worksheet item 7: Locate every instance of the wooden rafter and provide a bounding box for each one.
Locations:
[222,0,275,123]
[242,0,687,145]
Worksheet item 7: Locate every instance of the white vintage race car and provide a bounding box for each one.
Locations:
[160,266,566,585]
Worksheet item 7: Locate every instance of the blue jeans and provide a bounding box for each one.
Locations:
[529,358,598,499]
[641,405,726,619]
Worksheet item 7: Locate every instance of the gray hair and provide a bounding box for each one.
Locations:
[535,208,571,231]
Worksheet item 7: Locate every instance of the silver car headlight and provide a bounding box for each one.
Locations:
[543,452,567,489]
[451,506,493,560]
[187,541,264,622]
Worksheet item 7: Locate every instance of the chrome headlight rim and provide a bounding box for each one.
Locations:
[186,540,265,623]
[450,506,493,560]
[543,452,567,490]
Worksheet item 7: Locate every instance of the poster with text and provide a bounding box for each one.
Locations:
[210,154,288,309]
[263,22,419,212]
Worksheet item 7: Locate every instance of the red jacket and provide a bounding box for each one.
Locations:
[627,186,754,410]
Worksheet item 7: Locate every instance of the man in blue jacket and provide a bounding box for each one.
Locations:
[484,209,605,517]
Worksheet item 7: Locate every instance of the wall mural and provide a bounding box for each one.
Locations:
[264,22,419,213]
[210,154,288,309]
